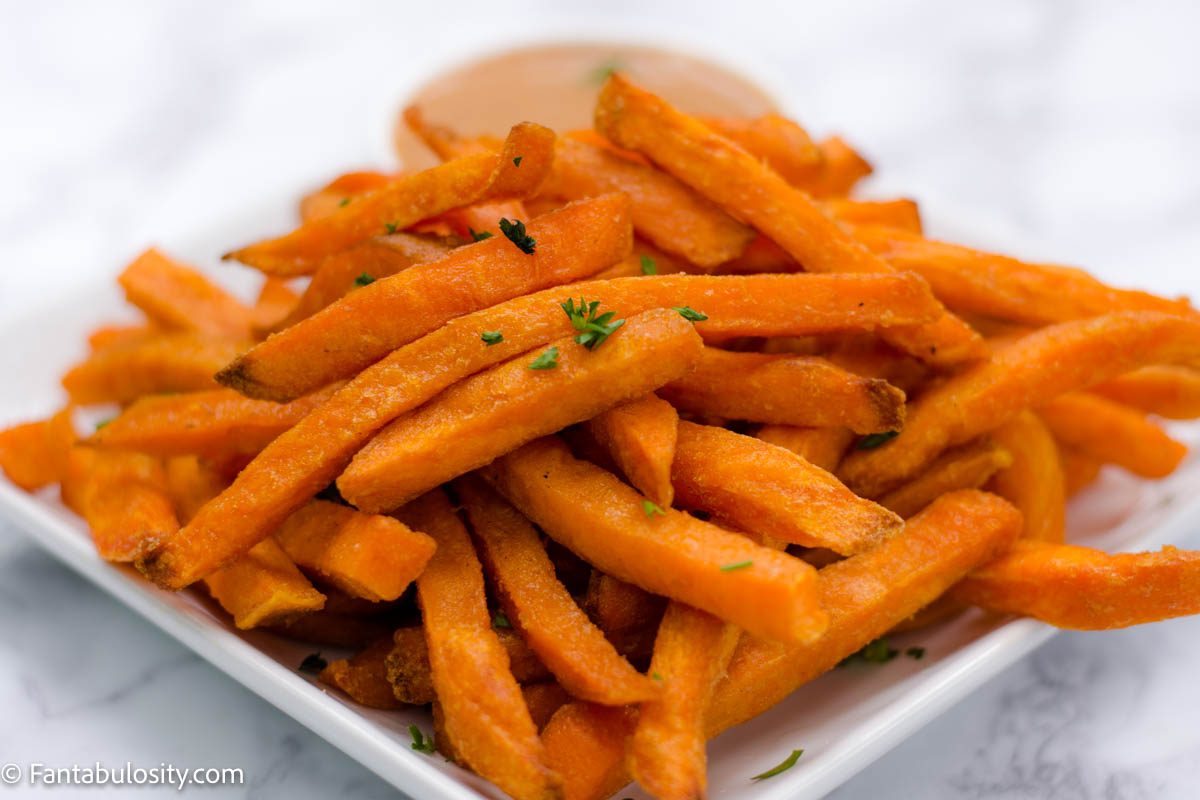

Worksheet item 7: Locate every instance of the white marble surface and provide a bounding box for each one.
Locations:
[2,1,1200,797]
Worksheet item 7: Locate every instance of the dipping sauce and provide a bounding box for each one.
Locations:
[394,42,777,170]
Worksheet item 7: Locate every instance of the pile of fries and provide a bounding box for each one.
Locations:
[4,72,1200,800]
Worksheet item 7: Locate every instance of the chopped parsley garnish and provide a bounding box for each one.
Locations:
[513,156,523,167]
[673,306,708,322]
[469,227,493,242]
[528,347,559,370]
[493,611,512,629]
[561,297,625,350]
[95,418,114,431]
[384,222,399,234]
[339,197,351,207]
[651,672,663,682]
[856,431,899,450]
[906,646,926,660]
[499,217,536,253]
[298,652,327,673]
[639,254,657,275]
[752,749,804,781]
[642,500,666,517]
[588,61,624,84]
[720,560,753,572]
[408,724,437,754]
[354,272,375,287]
[480,331,504,346]
[839,636,899,667]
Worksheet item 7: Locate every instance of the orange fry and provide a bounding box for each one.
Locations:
[0,420,59,491]
[318,638,404,710]
[671,421,902,554]
[250,277,300,334]
[1089,365,1200,420]
[798,135,874,198]
[1037,392,1187,479]
[203,538,326,629]
[76,449,178,562]
[754,426,856,472]
[697,113,823,186]
[118,248,255,340]
[582,393,679,507]
[952,540,1200,629]
[877,437,1013,519]
[658,348,906,434]
[583,571,666,637]
[986,411,1066,542]
[63,334,243,405]
[299,170,394,224]
[826,198,922,233]
[481,436,827,645]
[226,122,555,275]
[1060,446,1103,497]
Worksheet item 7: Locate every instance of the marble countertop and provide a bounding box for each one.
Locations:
[2,1,1199,797]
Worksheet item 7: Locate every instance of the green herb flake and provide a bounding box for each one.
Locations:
[95,418,114,431]
[469,227,494,242]
[752,749,804,781]
[588,61,624,85]
[298,652,327,673]
[527,347,559,370]
[639,254,657,275]
[672,306,708,322]
[480,331,504,346]
[354,272,375,287]
[561,297,626,350]
[651,672,663,682]
[840,636,901,666]
[499,217,536,253]
[906,646,926,660]
[493,611,512,629]
[384,222,399,234]
[408,724,437,754]
[857,431,899,450]
[642,500,666,517]
[513,156,523,167]
[720,560,753,572]
[339,197,351,207]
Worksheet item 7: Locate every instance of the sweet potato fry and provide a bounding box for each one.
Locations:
[1037,392,1187,479]
[630,602,739,800]
[826,198,922,233]
[0,420,58,491]
[802,135,874,197]
[219,193,634,402]
[403,105,498,160]
[541,490,1022,800]
[754,425,855,472]
[582,393,678,507]
[118,248,256,340]
[274,233,452,330]
[88,386,336,457]
[63,334,244,405]
[1089,365,1200,420]
[595,74,984,367]
[877,437,1013,519]
[396,489,562,800]
[141,272,940,590]
[839,311,1200,497]
[1060,446,1103,497]
[75,450,178,562]
[523,683,572,732]
[672,421,901,554]
[457,476,656,705]
[338,308,704,512]
[853,225,1196,326]
[714,234,799,274]
[250,277,300,334]
[541,137,754,267]
[985,411,1066,542]
[203,538,326,629]
[270,610,392,649]
[595,238,690,280]
[226,122,555,275]
[87,324,157,352]
[658,348,906,434]
[952,540,1200,629]
[318,638,404,709]
[480,436,827,644]
[272,499,436,602]
[697,113,823,186]
[299,170,394,224]
[583,571,665,637]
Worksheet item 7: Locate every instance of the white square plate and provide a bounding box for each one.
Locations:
[2,161,1199,800]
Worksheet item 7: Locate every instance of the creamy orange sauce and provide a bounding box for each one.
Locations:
[394,43,776,169]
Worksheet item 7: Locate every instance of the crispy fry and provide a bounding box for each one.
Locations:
[226,123,555,275]
[87,324,157,352]
[481,436,827,644]
[318,638,404,709]
[1060,446,1103,497]
[839,312,1200,497]
[826,198,922,233]
[803,136,874,197]
[118,248,256,340]
[542,138,754,267]
[141,272,942,590]
[583,571,665,637]
[595,74,984,367]
[659,348,906,434]
[88,386,336,457]
[541,490,1022,800]
[754,425,855,472]
[1037,392,1187,479]
[74,450,178,562]
[1089,365,1200,420]
[952,540,1200,629]
[203,538,326,629]
[457,476,656,705]
[523,683,572,731]
[582,393,678,507]
[630,602,739,800]
[877,437,1013,519]
[250,277,300,335]
[299,171,394,224]
[272,499,436,602]
[0,420,58,491]
[396,490,562,800]
[697,113,822,186]
[403,105,497,160]
[985,411,1066,542]
[672,421,902,554]
[853,225,1196,325]
[219,194,634,401]
[338,308,704,512]
[270,610,392,649]
[63,334,243,405]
